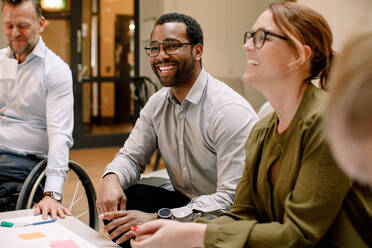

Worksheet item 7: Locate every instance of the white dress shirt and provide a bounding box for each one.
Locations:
[104,69,258,219]
[0,37,74,194]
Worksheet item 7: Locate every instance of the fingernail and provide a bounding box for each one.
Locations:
[130,225,139,231]
[99,214,104,219]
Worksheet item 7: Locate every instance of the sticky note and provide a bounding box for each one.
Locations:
[51,239,80,248]
[19,231,46,240]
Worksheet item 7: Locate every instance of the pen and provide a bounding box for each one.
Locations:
[23,219,56,226]
[0,219,55,228]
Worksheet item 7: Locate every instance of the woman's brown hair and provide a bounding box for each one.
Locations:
[269,2,333,90]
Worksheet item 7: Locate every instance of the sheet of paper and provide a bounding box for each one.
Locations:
[0,215,97,248]
[51,239,80,248]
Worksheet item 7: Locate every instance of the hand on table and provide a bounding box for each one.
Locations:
[100,210,157,244]
[34,196,71,220]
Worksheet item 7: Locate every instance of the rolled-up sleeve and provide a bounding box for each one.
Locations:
[103,96,158,189]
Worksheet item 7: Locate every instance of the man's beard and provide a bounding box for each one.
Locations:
[9,38,36,56]
[153,59,195,88]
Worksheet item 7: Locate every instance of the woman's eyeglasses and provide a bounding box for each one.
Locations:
[244,29,288,49]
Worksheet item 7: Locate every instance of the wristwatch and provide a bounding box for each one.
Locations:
[157,208,173,219]
[43,191,62,202]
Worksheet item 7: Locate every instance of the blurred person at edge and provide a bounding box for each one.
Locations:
[325,13,372,188]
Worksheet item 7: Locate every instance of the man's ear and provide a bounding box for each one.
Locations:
[38,16,46,33]
[193,43,203,61]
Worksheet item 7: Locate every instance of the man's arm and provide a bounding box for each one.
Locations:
[34,59,74,219]
[172,104,258,220]
[97,95,159,213]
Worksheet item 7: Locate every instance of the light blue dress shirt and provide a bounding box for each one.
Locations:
[0,37,74,194]
[104,69,258,219]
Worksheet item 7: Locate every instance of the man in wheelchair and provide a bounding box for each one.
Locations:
[0,0,73,220]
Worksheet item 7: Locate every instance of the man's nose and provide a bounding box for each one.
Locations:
[11,27,20,37]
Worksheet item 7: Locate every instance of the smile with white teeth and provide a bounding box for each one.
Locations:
[158,65,176,72]
[247,59,260,65]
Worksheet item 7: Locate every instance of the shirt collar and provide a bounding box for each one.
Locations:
[166,69,207,105]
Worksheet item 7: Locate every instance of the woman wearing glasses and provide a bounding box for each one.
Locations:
[130,2,372,248]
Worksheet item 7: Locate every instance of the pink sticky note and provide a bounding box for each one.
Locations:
[50,239,80,248]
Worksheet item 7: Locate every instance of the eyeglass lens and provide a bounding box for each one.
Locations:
[244,30,266,48]
[146,41,180,56]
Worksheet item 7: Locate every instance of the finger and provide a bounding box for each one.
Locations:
[33,205,41,216]
[96,201,104,215]
[115,229,135,244]
[130,234,154,248]
[133,233,152,242]
[50,207,58,220]
[133,220,164,236]
[41,205,49,220]
[102,210,127,220]
[56,207,66,219]
[108,222,132,239]
[119,197,126,210]
[63,206,72,216]
[105,218,131,233]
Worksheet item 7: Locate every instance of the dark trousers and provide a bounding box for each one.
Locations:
[105,183,190,248]
[0,153,40,211]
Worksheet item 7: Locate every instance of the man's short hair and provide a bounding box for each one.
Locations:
[154,12,204,46]
[1,0,42,18]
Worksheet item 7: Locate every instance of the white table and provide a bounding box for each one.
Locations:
[0,209,119,247]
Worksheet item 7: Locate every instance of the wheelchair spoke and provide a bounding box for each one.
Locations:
[75,209,89,219]
[68,193,85,212]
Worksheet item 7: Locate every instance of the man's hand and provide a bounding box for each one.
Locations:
[100,210,157,244]
[34,196,71,220]
[96,173,126,214]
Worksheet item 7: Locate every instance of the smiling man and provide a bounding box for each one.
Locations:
[0,0,73,219]
[96,13,258,247]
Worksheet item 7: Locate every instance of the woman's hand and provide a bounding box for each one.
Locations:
[130,219,207,248]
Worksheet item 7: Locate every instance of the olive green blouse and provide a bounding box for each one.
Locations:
[200,84,372,247]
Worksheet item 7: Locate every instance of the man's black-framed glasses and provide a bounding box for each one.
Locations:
[144,41,193,57]
[244,29,288,49]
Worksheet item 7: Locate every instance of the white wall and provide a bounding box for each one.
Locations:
[298,0,372,51]
[0,14,6,48]
[139,0,275,110]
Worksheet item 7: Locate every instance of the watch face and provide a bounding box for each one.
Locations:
[158,208,172,219]
[45,191,62,201]
[53,192,62,201]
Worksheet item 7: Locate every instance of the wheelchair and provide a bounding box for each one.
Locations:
[0,158,99,230]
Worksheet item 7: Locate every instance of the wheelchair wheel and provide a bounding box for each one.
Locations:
[16,160,99,230]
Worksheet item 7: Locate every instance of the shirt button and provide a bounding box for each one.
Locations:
[278,143,282,147]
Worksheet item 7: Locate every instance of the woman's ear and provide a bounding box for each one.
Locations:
[193,43,203,61]
[303,45,312,61]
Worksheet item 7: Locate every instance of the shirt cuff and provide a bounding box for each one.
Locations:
[102,170,125,188]
[44,175,65,194]
[171,205,193,219]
